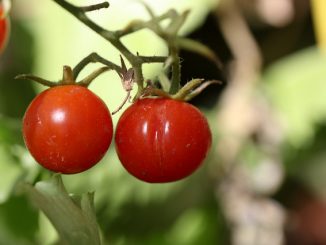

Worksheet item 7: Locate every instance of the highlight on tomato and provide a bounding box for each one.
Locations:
[115,97,212,183]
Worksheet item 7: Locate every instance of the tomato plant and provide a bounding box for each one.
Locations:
[23,85,113,174]
[115,98,212,183]
[13,1,220,243]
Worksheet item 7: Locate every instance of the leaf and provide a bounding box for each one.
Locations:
[22,174,101,245]
[0,115,24,145]
[0,145,22,204]
[263,46,326,148]
[0,195,38,245]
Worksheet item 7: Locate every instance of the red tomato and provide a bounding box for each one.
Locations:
[0,2,10,54]
[115,98,212,183]
[23,85,113,174]
[0,16,9,53]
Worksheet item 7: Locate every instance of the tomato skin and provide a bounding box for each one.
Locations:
[0,2,10,54]
[115,98,212,183]
[23,85,113,174]
[0,16,9,53]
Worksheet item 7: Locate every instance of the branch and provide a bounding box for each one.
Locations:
[138,55,167,64]
[80,2,109,12]
[168,44,181,94]
[73,52,122,79]
[115,9,177,38]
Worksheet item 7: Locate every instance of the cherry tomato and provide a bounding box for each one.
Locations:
[0,3,10,54]
[23,85,113,174]
[115,98,212,183]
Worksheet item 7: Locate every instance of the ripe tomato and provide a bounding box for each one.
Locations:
[0,3,10,54]
[23,85,113,174]
[115,98,212,183]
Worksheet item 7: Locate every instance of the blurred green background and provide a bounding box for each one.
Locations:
[1,0,326,244]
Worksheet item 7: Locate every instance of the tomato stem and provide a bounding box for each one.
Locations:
[62,66,75,85]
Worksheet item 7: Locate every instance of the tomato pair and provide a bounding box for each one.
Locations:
[23,85,212,183]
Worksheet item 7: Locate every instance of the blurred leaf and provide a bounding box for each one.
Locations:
[0,195,38,245]
[167,208,219,245]
[0,115,24,145]
[284,123,326,196]
[263,46,326,148]
[0,19,36,118]
[0,144,23,203]
[23,175,101,245]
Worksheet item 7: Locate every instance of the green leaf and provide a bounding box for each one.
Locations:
[0,195,38,245]
[0,115,24,145]
[22,175,101,245]
[0,145,23,204]
[263,46,326,148]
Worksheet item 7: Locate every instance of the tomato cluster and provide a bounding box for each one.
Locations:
[23,85,212,182]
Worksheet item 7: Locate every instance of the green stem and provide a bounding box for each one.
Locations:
[62,66,75,85]
[166,10,189,35]
[169,44,181,94]
[133,64,144,99]
[80,2,109,12]
[139,55,167,64]
[15,74,58,87]
[115,9,177,38]
[78,67,110,87]
[73,52,122,79]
